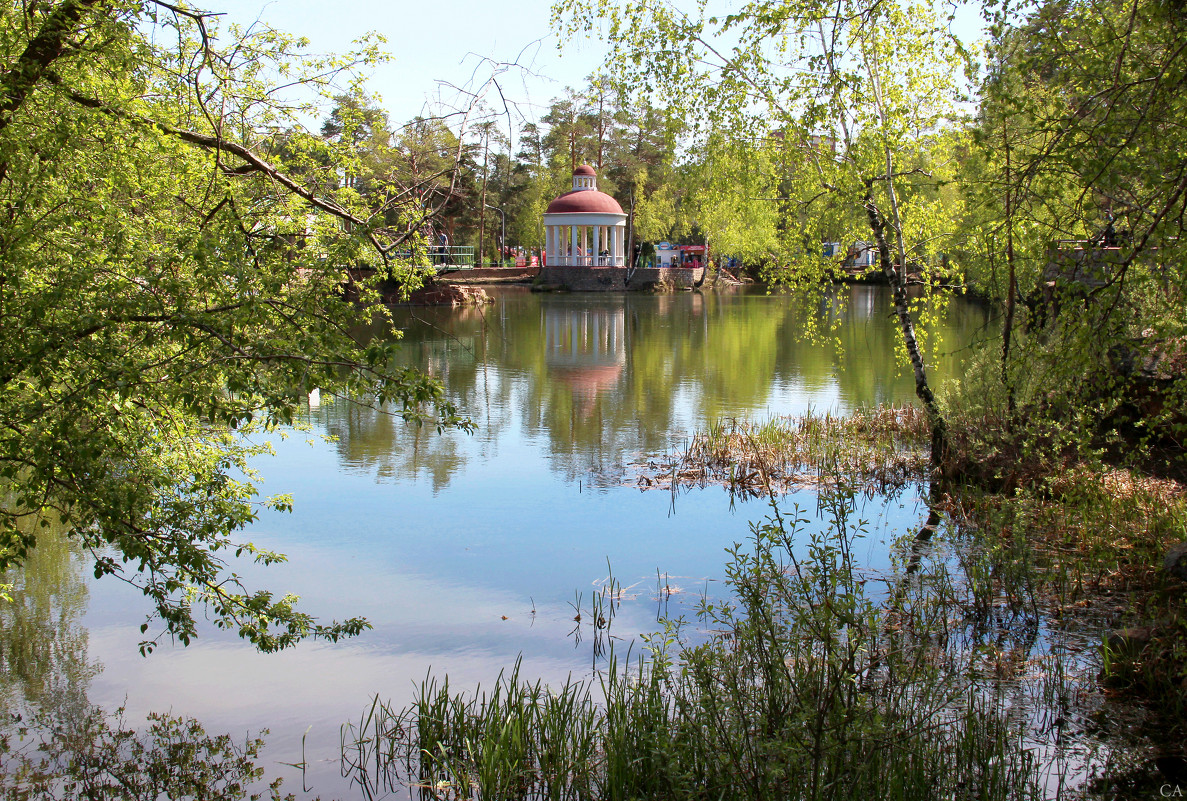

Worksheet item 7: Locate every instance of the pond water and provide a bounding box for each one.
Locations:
[4,285,996,797]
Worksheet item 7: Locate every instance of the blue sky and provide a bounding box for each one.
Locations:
[230,0,608,128]
[227,0,985,135]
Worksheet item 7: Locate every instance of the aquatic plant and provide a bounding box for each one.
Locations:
[341,483,1046,801]
[636,406,932,499]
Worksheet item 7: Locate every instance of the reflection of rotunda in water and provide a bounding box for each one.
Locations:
[544,305,627,400]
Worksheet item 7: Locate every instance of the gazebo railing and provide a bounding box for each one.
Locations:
[552,254,626,267]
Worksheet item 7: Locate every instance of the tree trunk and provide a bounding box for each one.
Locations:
[0,0,102,132]
[859,34,948,471]
[595,93,606,171]
[627,184,636,269]
[864,185,949,468]
[1001,120,1018,416]
[478,137,489,266]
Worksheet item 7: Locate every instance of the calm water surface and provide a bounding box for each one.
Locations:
[6,286,993,796]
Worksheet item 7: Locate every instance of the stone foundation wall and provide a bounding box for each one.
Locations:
[538,267,628,291]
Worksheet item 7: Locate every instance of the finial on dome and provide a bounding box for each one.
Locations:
[572,164,597,192]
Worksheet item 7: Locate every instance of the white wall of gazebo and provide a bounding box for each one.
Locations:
[543,213,628,267]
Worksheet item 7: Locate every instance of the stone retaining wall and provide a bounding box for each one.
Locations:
[629,266,706,289]
[538,267,627,290]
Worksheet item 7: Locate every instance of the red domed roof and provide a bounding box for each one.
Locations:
[574,163,597,176]
[545,189,625,215]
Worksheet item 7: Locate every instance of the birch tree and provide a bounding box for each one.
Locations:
[556,0,973,462]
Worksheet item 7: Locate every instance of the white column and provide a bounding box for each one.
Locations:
[592,225,601,267]
[570,226,578,267]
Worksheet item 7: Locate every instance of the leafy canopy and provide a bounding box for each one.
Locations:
[0,1,469,653]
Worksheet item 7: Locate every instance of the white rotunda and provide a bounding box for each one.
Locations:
[543,165,627,267]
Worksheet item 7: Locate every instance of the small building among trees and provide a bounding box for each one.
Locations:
[542,165,628,281]
[539,165,704,290]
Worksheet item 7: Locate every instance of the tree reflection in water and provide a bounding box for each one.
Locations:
[1,526,277,799]
[307,286,989,490]
[0,522,96,726]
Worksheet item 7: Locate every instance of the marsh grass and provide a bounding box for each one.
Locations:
[633,407,931,499]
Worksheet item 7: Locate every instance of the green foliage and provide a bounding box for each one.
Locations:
[0,2,470,652]
[956,0,1187,453]
[555,0,971,272]
[682,134,784,263]
[500,82,683,253]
